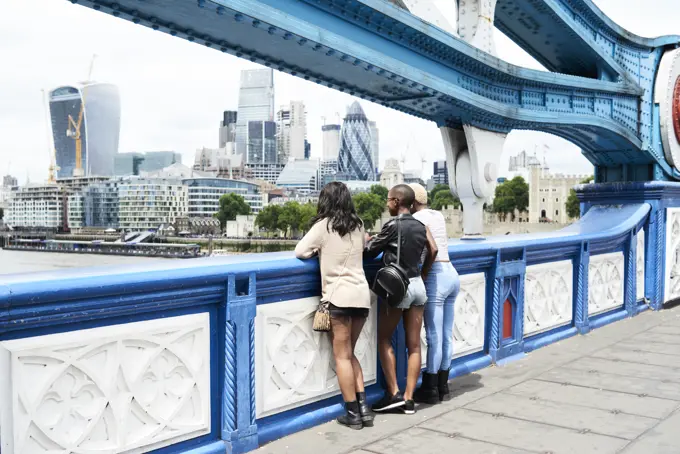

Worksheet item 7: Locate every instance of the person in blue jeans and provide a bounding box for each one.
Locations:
[410,183,461,403]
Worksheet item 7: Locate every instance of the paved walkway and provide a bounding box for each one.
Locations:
[259,305,680,454]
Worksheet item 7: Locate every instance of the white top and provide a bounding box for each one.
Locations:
[413,209,449,262]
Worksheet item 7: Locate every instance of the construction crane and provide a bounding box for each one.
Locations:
[41,89,59,184]
[66,54,97,177]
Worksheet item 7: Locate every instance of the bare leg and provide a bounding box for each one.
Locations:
[350,315,367,393]
[331,314,356,402]
[403,305,425,401]
[377,304,404,396]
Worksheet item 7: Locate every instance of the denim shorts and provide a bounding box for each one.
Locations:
[392,276,427,310]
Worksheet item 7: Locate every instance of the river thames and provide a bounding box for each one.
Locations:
[0,249,169,274]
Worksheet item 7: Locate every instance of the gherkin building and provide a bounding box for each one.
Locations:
[338,102,376,181]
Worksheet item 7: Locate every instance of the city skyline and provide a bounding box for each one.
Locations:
[2,0,676,185]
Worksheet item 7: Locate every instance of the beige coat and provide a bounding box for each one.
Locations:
[295,219,371,309]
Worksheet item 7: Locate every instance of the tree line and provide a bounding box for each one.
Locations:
[217,175,600,236]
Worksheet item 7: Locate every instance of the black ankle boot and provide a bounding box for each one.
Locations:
[356,392,375,427]
[337,401,362,430]
[438,369,452,401]
[413,372,439,404]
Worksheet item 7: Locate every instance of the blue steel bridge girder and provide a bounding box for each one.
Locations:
[70,0,678,180]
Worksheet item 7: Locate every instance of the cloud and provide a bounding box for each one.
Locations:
[0,0,675,184]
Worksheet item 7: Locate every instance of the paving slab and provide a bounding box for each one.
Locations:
[363,427,531,454]
[620,409,680,454]
[537,366,680,400]
[591,346,680,368]
[424,408,627,454]
[465,392,657,439]
[630,331,680,345]
[648,324,680,335]
[616,339,680,356]
[504,379,676,419]
[566,356,680,382]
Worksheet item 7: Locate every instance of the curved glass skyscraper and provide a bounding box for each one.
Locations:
[338,102,375,181]
[49,83,121,178]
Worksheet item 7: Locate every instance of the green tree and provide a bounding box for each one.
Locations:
[370,185,388,203]
[492,176,529,221]
[299,203,318,233]
[255,205,282,237]
[566,176,594,219]
[508,176,529,213]
[353,193,384,230]
[431,190,460,210]
[214,193,251,230]
[429,184,450,203]
[492,183,516,221]
[278,202,302,237]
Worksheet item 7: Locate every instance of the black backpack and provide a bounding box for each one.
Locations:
[371,217,410,306]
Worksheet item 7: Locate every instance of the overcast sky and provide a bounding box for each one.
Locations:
[0,0,678,185]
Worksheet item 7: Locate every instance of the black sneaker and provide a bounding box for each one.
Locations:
[372,392,405,412]
[402,399,416,415]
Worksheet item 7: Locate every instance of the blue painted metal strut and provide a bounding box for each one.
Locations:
[69,0,679,180]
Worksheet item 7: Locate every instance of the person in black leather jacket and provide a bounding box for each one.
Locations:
[365,184,438,415]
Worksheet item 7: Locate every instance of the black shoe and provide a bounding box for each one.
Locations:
[356,392,375,427]
[372,391,405,412]
[337,401,362,430]
[402,399,416,415]
[413,372,439,404]
[438,369,452,402]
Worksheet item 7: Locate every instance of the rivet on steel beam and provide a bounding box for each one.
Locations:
[197,0,205,7]
[236,52,243,57]
[113,11,120,17]
[298,38,307,46]
[93,4,101,10]
[284,33,292,40]
[170,30,178,36]
[252,20,260,27]
[353,59,361,66]
[152,24,159,30]
[234,13,244,22]
[314,44,322,51]
[326,50,335,56]
[216,6,225,15]
[268,26,276,35]
[188,36,195,41]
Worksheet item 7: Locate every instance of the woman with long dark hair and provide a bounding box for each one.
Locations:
[295,182,374,430]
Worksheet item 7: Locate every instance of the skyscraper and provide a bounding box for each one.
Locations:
[235,69,274,159]
[433,160,449,185]
[322,124,341,160]
[368,121,379,173]
[114,151,181,176]
[49,83,121,178]
[219,111,238,148]
[338,102,375,181]
[276,101,306,162]
[247,121,277,164]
